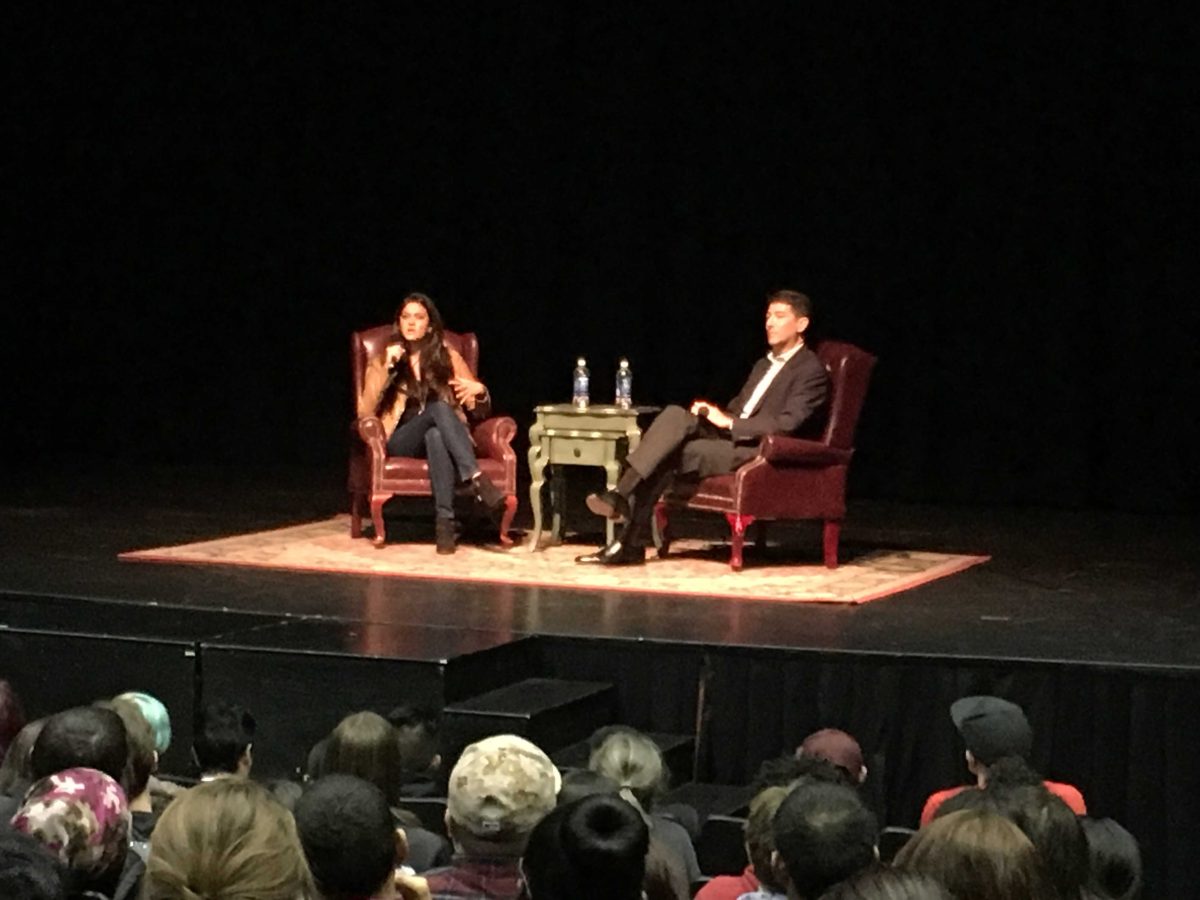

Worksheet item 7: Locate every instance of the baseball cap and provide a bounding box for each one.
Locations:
[797,728,865,781]
[949,696,1033,764]
[447,734,561,838]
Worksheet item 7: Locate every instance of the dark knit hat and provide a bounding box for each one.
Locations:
[949,696,1033,765]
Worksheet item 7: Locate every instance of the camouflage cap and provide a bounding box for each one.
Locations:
[447,734,561,838]
[12,767,131,877]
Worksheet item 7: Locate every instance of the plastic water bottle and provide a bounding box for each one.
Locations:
[615,358,633,409]
[572,357,590,409]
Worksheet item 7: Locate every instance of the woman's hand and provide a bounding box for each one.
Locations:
[451,376,486,405]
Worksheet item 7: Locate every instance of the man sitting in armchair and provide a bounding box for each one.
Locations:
[577,289,830,566]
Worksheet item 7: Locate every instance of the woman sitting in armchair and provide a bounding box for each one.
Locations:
[358,292,506,554]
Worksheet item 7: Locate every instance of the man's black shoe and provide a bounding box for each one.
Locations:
[585,490,631,522]
[574,540,646,566]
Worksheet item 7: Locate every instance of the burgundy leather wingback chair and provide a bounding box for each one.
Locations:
[348,325,518,547]
[656,340,876,570]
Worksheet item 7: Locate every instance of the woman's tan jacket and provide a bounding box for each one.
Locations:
[357,345,491,438]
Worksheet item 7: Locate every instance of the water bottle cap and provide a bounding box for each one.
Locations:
[577,357,586,366]
[619,358,629,367]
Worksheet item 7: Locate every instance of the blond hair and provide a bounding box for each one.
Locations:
[142,778,314,899]
[588,730,666,809]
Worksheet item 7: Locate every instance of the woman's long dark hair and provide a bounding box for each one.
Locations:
[375,292,455,416]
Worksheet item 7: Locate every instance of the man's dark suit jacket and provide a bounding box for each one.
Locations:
[726,346,831,445]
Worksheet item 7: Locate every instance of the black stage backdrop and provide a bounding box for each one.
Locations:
[7,5,1199,511]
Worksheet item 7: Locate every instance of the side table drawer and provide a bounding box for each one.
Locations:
[547,437,614,467]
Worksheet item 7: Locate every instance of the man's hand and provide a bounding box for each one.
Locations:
[451,376,486,405]
[690,399,733,430]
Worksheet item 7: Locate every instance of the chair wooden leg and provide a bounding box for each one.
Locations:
[725,513,755,571]
[654,502,671,558]
[823,519,841,568]
[498,494,517,547]
[350,493,365,538]
[370,494,389,548]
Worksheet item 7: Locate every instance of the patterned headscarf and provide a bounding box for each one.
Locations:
[11,767,131,878]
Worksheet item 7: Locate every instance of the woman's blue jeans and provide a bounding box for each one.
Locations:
[386,401,479,519]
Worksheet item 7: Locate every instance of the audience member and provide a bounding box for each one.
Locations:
[0,678,28,764]
[0,716,46,820]
[31,707,127,784]
[193,701,255,780]
[556,769,689,900]
[295,773,418,900]
[797,729,868,786]
[98,698,160,858]
[697,785,790,900]
[895,807,1055,900]
[142,778,314,900]
[936,774,1091,900]
[115,690,184,816]
[771,781,877,900]
[113,692,171,756]
[521,793,649,900]
[920,695,1086,825]
[752,752,852,793]
[818,869,955,900]
[388,704,444,798]
[322,710,451,872]
[428,733,560,900]
[0,826,68,900]
[1080,816,1142,900]
[588,727,702,883]
[12,767,137,900]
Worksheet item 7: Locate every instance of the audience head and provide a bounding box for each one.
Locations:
[554,768,688,900]
[98,697,157,801]
[521,793,649,900]
[295,774,400,900]
[950,695,1033,771]
[819,869,955,900]
[941,780,1089,900]
[797,728,867,785]
[387,704,442,777]
[745,786,791,894]
[30,706,127,783]
[446,733,560,856]
[12,767,131,897]
[323,710,404,804]
[587,727,668,810]
[0,716,46,798]
[895,808,1054,900]
[0,827,67,900]
[0,679,28,763]
[1081,816,1142,900]
[143,777,314,900]
[772,781,878,899]
[753,751,853,792]
[115,690,172,755]
[193,701,255,777]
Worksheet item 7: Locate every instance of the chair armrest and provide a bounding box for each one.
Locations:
[758,435,852,467]
[355,416,387,449]
[472,416,518,459]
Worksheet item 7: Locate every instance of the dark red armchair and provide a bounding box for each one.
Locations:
[656,340,876,570]
[348,325,518,547]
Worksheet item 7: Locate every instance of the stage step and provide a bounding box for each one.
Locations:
[551,731,695,783]
[441,677,617,759]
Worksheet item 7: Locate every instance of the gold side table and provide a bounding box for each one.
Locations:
[527,404,659,550]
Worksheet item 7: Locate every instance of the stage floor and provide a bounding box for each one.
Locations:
[2,462,1197,671]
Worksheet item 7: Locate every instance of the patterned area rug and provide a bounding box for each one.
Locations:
[120,516,988,605]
